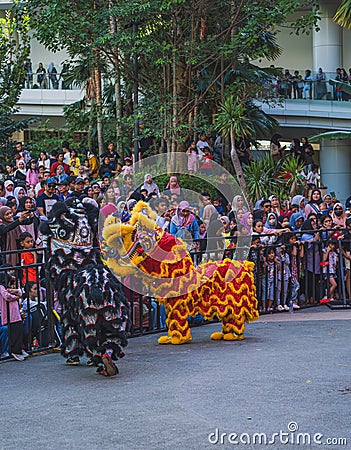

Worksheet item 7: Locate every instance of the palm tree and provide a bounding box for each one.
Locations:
[334,0,351,29]
[215,95,278,205]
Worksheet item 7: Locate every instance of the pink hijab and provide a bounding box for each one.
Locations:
[165,176,181,196]
[240,211,253,234]
[100,203,117,218]
[331,203,347,228]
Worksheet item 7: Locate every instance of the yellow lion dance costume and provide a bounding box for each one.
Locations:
[101,202,258,344]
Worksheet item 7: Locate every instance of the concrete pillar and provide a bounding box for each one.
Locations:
[313,0,342,73]
[319,139,351,203]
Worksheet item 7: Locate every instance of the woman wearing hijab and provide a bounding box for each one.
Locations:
[232,195,248,214]
[289,212,304,231]
[164,176,184,199]
[115,201,131,223]
[220,216,232,248]
[13,161,27,183]
[142,174,160,196]
[4,180,14,198]
[206,212,224,255]
[170,201,199,242]
[48,62,58,89]
[269,195,283,216]
[300,217,321,304]
[0,206,33,266]
[331,203,347,229]
[240,212,253,235]
[304,189,323,217]
[13,186,27,207]
[290,194,306,218]
[17,196,42,247]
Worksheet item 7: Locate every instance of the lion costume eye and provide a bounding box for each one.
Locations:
[113,236,124,249]
[107,246,119,259]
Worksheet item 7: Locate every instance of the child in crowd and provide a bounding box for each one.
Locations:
[186,141,198,174]
[248,237,264,311]
[262,248,278,313]
[120,157,134,176]
[19,232,38,284]
[323,240,339,300]
[276,245,291,311]
[0,269,28,361]
[306,164,325,190]
[213,197,225,216]
[21,282,48,349]
[200,147,213,176]
[286,233,303,309]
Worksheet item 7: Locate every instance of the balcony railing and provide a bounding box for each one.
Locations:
[23,72,79,91]
[273,70,351,102]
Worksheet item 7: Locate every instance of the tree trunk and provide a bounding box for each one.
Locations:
[109,3,123,158]
[93,48,104,157]
[230,127,251,207]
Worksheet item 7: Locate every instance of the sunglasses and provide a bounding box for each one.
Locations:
[48,184,56,188]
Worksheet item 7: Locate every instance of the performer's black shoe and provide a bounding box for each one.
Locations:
[66,356,80,366]
[86,357,96,366]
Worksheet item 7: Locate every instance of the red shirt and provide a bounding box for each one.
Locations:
[21,252,38,284]
[201,154,213,169]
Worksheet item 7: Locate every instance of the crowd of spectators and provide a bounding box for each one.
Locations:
[1,137,351,359]
[275,67,351,101]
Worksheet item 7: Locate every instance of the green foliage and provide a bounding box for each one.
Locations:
[244,155,280,201]
[25,0,320,152]
[243,155,305,203]
[0,3,30,114]
[334,0,351,29]
[0,2,32,147]
[215,96,278,141]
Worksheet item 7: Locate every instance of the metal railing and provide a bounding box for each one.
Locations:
[23,72,77,90]
[2,229,350,360]
[0,246,57,361]
[269,71,351,101]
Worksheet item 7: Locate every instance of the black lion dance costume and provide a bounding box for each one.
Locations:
[41,199,129,377]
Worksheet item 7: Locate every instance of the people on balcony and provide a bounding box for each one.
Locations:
[315,67,327,100]
[48,62,58,89]
[36,63,47,89]
[303,70,313,100]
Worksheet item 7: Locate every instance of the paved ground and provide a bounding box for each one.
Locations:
[0,306,350,450]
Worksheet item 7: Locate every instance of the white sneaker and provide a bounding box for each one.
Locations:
[277,305,284,312]
[11,353,25,361]
[22,350,30,358]
[293,303,300,309]
[283,305,290,311]
[1,352,10,358]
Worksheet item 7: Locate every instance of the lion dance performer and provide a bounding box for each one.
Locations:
[101,201,258,344]
[41,199,129,376]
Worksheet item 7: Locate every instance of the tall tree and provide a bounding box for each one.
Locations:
[215,96,278,203]
[26,0,107,155]
[0,2,31,147]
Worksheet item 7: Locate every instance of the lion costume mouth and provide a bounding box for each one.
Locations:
[101,201,160,274]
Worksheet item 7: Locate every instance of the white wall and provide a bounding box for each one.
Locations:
[29,36,69,74]
[253,25,351,74]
